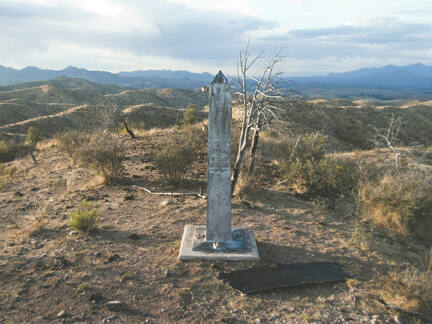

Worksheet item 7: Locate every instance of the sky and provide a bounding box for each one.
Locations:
[1,0,432,76]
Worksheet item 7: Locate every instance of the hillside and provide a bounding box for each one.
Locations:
[0,78,208,142]
[0,77,432,322]
[3,64,432,99]
[0,66,213,89]
[0,92,431,322]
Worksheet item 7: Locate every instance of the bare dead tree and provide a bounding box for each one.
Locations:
[90,98,136,138]
[231,42,284,193]
[373,115,403,169]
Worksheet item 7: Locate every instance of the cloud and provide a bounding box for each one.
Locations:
[1,0,432,75]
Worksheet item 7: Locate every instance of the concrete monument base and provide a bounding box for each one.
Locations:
[178,225,260,261]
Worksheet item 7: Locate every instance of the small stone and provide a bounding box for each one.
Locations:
[106,300,128,311]
[160,200,171,207]
[370,315,381,324]
[57,310,66,318]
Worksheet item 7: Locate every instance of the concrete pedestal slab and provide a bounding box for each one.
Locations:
[178,225,260,261]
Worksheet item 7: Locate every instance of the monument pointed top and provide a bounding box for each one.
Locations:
[211,70,228,84]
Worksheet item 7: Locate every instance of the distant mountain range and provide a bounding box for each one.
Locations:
[0,65,213,89]
[1,63,432,97]
[289,63,432,89]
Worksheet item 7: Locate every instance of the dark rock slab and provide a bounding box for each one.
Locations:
[218,262,350,294]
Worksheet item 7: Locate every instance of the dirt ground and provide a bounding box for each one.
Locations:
[0,129,430,324]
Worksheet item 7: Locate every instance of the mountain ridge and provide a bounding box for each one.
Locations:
[1,63,432,92]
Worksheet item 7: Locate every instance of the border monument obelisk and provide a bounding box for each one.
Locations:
[179,71,259,261]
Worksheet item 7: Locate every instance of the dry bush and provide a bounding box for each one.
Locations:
[154,136,195,184]
[180,125,207,153]
[360,170,432,241]
[56,130,89,162]
[234,172,258,199]
[273,133,359,197]
[377,251,432,314]
[75,133,126,185]
[0,141,27,162]
[0,164,17,191]
[0,141,9,162]
[70,200,100,234]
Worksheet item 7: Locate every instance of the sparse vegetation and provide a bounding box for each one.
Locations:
[0,140,9,162]
[56,130,88,162]
[70,200,100,234]
[75,134,126,185]
[26,126,41,164]
[154,135,195,184]
[360,170,432,241]
[27,204,49,237]
[377,251,432,314]
[0,163,17,191]
[274,133,359,197]
[3,78,432,323]
[182,103,198,127]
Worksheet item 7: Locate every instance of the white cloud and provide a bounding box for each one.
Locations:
[2,0,432,74]
[166,0,256,15]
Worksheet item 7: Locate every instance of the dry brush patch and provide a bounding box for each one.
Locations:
[360,170,432,242]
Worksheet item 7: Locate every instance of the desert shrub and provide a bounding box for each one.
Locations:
[6,166,17,177]
[377,255,432,314]
[0,164,17,190]
[274,133,326,166]
[274,133,359,197]
[182,103,197,127]
[360,170,432,240]
[285,157,359,197]
[180,125,207,153]
[70,200,100,234]
[0,141,9,162]
[0,168,4,190]
[75,134,125,185]
[56,130,89,161]
[27,126,41,146]
[154,134,196,184]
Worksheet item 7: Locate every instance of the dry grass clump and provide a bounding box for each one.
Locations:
[377,250,432,314]
[28,205,48,236]
[360,170,432,241]
[70,200,100,234]
[18,204,52,238]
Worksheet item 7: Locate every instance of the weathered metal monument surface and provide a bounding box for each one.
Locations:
[178,71,259,261]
